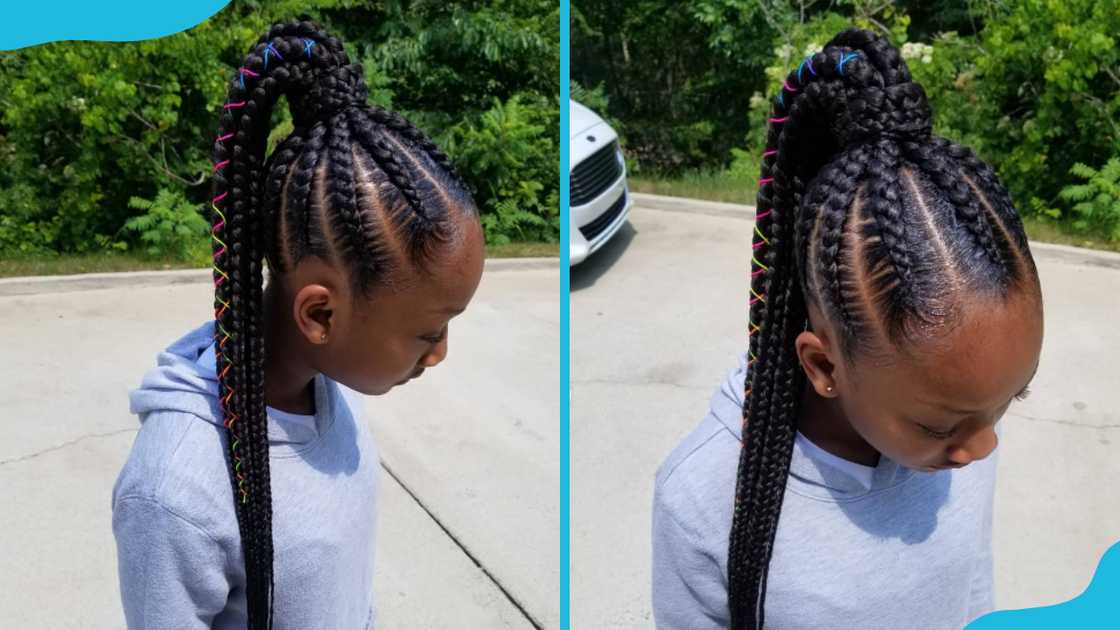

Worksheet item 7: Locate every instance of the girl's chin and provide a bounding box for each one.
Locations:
[354,381,395,396]
[381,378,411,392]
[913,463,968,473]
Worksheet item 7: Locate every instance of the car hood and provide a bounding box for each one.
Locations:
[570,100,605,138]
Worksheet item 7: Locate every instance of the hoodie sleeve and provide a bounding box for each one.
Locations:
[113,495,232,628]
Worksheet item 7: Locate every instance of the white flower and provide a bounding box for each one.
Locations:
[901,42,934,63]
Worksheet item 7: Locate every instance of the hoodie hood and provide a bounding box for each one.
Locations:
[129,320,330,446]
[709,352,917,497]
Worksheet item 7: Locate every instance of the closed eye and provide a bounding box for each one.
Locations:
[419,326,447,344]
[918,424,958,440]
[918,385,1031,439]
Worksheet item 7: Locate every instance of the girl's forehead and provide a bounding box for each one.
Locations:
[862,293,1043,409]
[364,220,485,313]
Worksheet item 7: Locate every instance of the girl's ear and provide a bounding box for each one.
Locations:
[795,329,840,399]
[293,283,336,346]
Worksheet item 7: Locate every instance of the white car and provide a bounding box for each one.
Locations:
[569,100,631,265]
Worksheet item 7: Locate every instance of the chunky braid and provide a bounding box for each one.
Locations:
[907,139,1006,273]
[369,106,466,186]
[727,29,1039,629]
[209,21,479,629]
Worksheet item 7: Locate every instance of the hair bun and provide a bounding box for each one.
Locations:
[844,81,932,144]
[292,62,369,126]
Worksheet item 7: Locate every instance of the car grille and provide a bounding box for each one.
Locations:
[571,141,622,206]
[579,191,627,242]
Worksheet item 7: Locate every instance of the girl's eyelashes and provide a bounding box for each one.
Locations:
[918,423,958,440]
[419,326,447,344]
[917,387,1030,439]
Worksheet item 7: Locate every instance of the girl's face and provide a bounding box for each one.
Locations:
[287,218,485,397]
[802,290,1043,471]
[343,220,486,395]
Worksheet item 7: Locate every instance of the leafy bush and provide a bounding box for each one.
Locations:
[123,189,209,262]
[949,0,1120,219]
[570,81,611,117]
[579,0,1120,242]
[443,93,560,244]
[572,1,781,174]
[1059,158,1120,241]
[0,0,559,261]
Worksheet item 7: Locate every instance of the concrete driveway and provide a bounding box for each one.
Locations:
[571,193,1120,628]
[0,258,558,629]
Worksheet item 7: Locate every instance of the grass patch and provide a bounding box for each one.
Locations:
[485,241,560,258]
[631,170,1120,255]
[1021,216,1120,254]
[0,252,202,279]
[0,242,559,279]
[629,170,756,205]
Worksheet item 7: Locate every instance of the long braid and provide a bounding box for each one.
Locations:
[730,43,874,627]
[727,29,1039,629]
[211,22,366,629]
[209,21,480,627]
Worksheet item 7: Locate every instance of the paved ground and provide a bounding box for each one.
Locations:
[571,193,1120,628]
[0,258,558,629]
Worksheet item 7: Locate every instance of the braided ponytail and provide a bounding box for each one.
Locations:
[209,20,478,628]
[728,29,1038,629]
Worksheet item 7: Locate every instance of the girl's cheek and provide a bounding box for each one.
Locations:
[873,420,929,463]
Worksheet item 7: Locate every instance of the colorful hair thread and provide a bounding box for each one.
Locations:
[750,109,795,336]
[238,66,260,90]
[750,49,824,343]
[212,115,245,504]
[798,55,817,83]
[263,41,284,70]
[217,46,311,438]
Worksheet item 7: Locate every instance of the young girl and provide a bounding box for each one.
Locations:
[112,21,484,629]
[652,29,1044,630]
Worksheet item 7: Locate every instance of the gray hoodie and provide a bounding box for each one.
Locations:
[652,354,996,629]
[112,320,380,629]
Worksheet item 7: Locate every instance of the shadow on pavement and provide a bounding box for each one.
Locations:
[572,222,637,292]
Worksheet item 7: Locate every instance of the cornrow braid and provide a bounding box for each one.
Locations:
[727,29,1039,629]
[209,20,479,629]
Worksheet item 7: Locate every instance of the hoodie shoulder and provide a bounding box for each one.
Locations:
[653,356,750,543]
[116,320,238,540]
[113,410,235,524]
[654,413,740,535]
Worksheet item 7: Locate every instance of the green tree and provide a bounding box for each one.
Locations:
[0,0,560,258]
[1059,158,1120,240]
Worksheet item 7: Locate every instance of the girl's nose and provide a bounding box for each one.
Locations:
[420,335,449,368]
[947,426,999,465]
